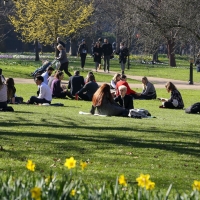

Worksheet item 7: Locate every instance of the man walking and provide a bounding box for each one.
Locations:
[101,39,113,73]
[78,39,88,70]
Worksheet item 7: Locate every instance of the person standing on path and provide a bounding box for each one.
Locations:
[78,39,88,70]
[102,39,113,73]
[93,42,102,72]
[56,44,72,77]
[116,42,129,75]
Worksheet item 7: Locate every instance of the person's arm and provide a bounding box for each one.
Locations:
[110,80,116,89]
[77,83,88,94]
[142,82,152,95]
[81,77,85,86]
[68,78,71,89]
[127,96,134,109]
[125,82,136,94]
[114,96,119,103]
[90,105,96,115]
[56,50,64,61]
[38,85,45,99]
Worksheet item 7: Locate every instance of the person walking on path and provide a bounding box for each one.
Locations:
[102,39,113,73]
[78,39,88,70]
[116,42,129,75]
[56,37,66,57]
[93,41,102,72]
[56,44,72,77]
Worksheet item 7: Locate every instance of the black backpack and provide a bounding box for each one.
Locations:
[185,102,200,114]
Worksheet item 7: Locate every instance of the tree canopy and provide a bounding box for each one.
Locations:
[9,0,94,44]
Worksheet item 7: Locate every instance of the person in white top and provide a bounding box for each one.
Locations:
[110,73,121,89]
[41,66,54,85]
[27,76,52,104]
[0,75,7,108]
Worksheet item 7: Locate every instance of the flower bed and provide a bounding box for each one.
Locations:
[0,157,199,200]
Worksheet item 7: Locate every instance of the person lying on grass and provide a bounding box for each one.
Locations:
[90,83,129,116]
[27,76,52,105]
[159,81,184,109]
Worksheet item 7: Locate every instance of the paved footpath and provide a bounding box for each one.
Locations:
[13,68,200,90]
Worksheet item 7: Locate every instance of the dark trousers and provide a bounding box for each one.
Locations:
[59,62,72,77]
[164,102,183,109]
[0,101,7,108]
[78,93,90,101]
[80,54,87,68]
[53,91,74,99]
[103,55,110,71]
[29,96,51,104]
[138,93,157,100]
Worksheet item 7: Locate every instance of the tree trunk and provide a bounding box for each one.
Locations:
[167,39,176,67]
[34,39,39,61]
[69,38,78,56]
[153,51,158,62]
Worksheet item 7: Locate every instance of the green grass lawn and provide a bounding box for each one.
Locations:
[0,83,199,192]
[1,53,200,83]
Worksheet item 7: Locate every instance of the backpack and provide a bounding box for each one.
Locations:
[128,109,151,118]
[185,102,200,114]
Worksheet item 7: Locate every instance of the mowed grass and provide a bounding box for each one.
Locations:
[0,83,199,192]
[1,54,200,83]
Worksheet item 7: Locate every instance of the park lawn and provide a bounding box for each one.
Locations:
[1,53,200,83]
[0,84,199,192]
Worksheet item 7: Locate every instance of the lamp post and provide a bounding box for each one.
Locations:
[189,58,194,85]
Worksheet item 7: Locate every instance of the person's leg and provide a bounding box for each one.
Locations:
[121,62,125,75]
[0,101,7,108]
[29,96,48,104]
[81,54,86,68]
[61,62,72,77]
[95,62,98,71]
[103,56,107,72]
[77,93,90,101]
[164,101,175,108]
[106,56,110,72]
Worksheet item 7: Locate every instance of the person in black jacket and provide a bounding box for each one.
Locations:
[114,85,133,109]
[76,74,98,101]
[116,42,129,75]
[93,42,102,72]
[78,39,88,69]
[68,70,85,96]
[101,39,113,73]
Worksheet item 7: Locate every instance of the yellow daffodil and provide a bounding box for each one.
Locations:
[145,180,155,190]
[64,157,76,169]
[80,161,87,170]
[30,187,41,200]
[70,189,76,196]
[192,180,200,191]
[118,174,127,186]
[26,160,35,171]
[136,174,150,188]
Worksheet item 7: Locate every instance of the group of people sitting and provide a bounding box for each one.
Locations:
[0,65,185,116]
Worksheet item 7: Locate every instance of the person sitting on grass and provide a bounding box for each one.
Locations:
[114,85,134,109]
[110,73,121,89]
[90,83,129,116]
[85,71,96,84]
[137,76,157,100]
[41,66,54,85]
[76,74,98,101]
[27,76,52,104]
[115,74,140,98]
[0,75,7,108]
[159,81,184,109]
[51,71,74,99]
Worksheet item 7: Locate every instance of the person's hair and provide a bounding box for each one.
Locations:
[98,38,102,42]
[120,42,124,46]
[118,85,127,92]
[6,78,16,99]
[112,73,121,83]
[57,44,64,50]
[94,42,100,48]
[74,70,80,76]
[35,75,44,82]
[92,84,113,106]
[142,76,148,89]
[88,74,95,82]
[55,71,64,79]
[121,74,127,80]
[165,82,177,91]
[47,66,54,71]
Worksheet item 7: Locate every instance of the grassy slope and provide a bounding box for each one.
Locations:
[0,84,199,192]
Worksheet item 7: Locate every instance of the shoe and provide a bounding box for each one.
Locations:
[159,105,165,108]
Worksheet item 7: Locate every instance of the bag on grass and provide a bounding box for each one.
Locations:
[128,109,151,118]
[185,102,200,114]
